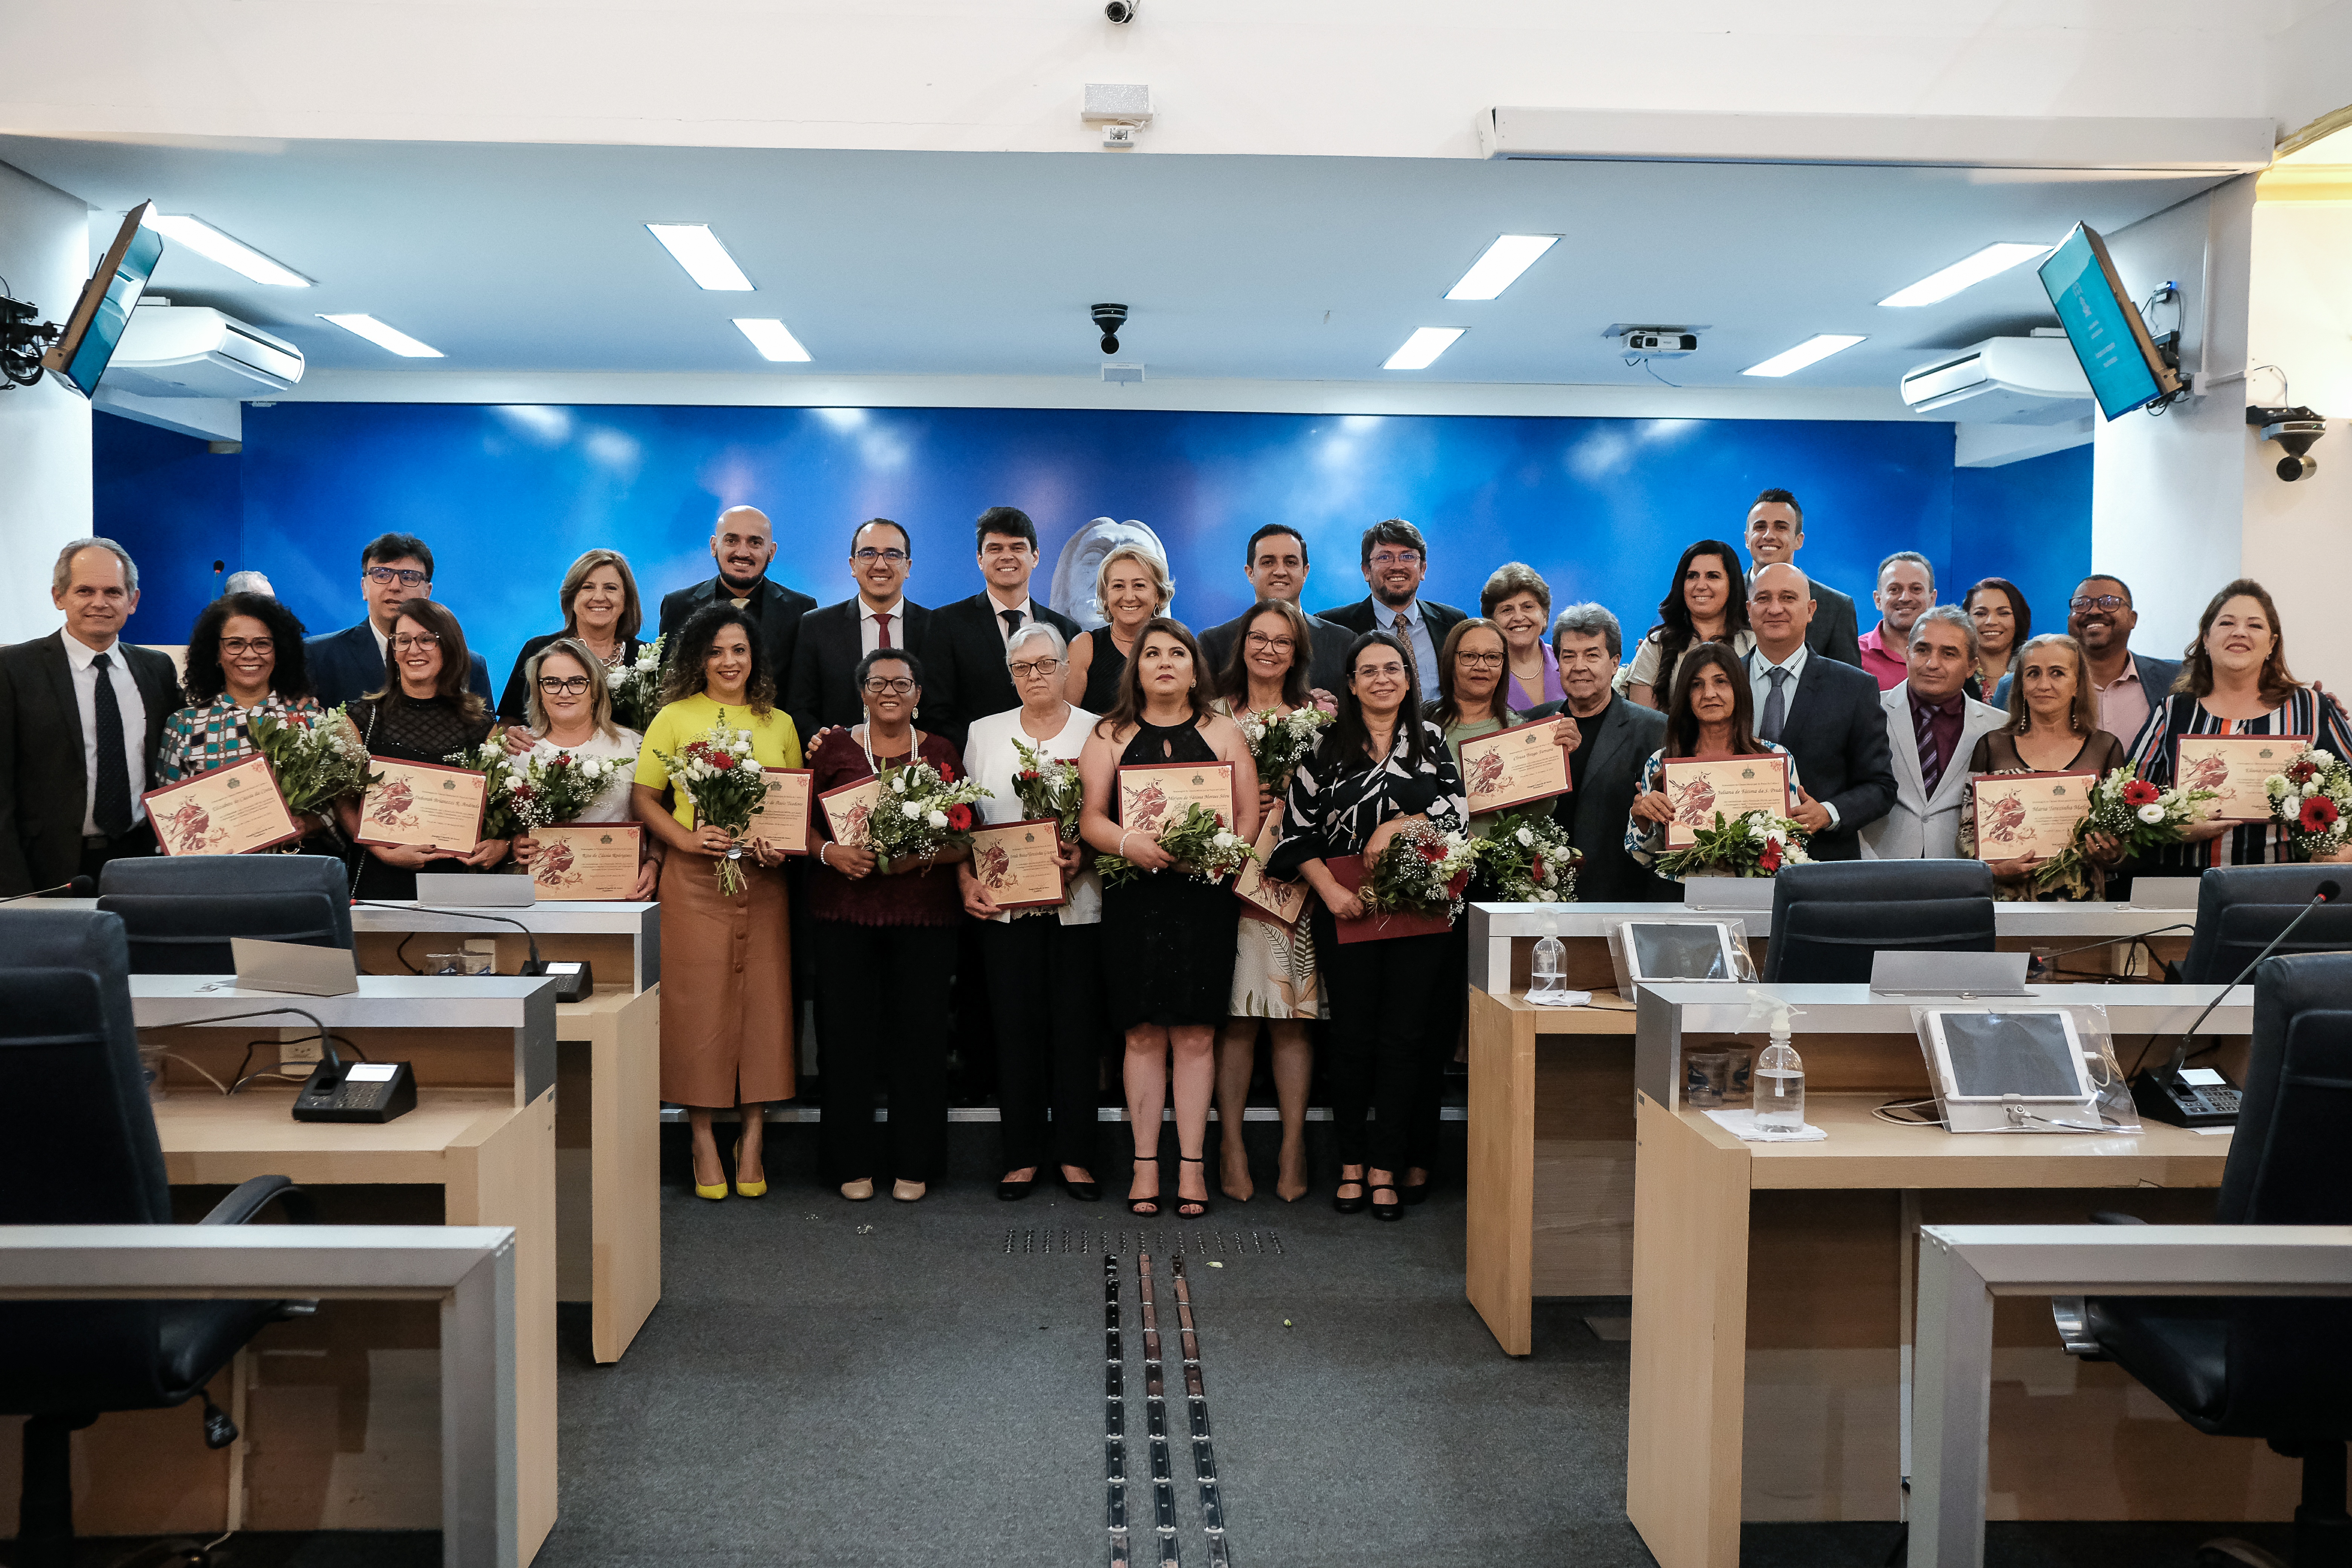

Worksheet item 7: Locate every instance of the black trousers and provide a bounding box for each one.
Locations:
[977,916,1105,1173]
[1312,913,1448,1174]
[78,821,156,883]
[1407,920,1468,1172]
[813,921,956,1184]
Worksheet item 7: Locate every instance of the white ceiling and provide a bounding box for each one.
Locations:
[0,135,2225,392]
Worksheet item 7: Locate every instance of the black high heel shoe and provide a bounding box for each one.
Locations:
[1333,1169,1369,1215]
[1127,1152,1162,1217]
[1369,1181,1404,1222]
[1175,1155,1212,1219]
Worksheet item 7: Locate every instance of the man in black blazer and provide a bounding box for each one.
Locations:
[786,519,938,741]
[1319,519,1467,701]
[655,505,817,696]
[1521,604,1676,902]
[1991,574,2182,740]
[306,532,493,709]
[1744,487,1864,669]
[1196,524,1355,695]
[921,507,1083,749]
[0,539,179,894]
[1743,564,1896,861]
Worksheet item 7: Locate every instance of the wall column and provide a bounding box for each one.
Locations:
[0,161,93,642]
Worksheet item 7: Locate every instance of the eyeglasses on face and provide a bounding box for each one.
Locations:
[365,566,429,587]
[2070,594,2127,612]
[1367,550,1422,568]
[219,637,275,655]
[1008,658,1061,679]
[1244,633,1296,652]
[863,677,917,695]
[852,547,910,564]
[537,675,592,695]
[1353,660,1409,680]
[392,633,440,651]
[1456,651,1506,669]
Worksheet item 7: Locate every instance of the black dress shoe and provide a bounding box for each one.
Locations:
[997,1178,1035,1201]
[1369,1182,1404,1222]
[1059,1174,1102,1202]
[1400,1177,1432,1207]
[1333,1174,1369,1214]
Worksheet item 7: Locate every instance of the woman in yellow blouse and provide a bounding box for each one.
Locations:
[631,603,803,1201]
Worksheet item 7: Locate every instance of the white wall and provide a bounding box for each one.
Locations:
[0,161,92,643]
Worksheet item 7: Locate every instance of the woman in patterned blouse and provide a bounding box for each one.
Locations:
[1266,629,1468,1222]
[159,592,325,783]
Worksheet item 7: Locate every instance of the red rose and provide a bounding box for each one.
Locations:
[1530,856,1546,881]
[1419,844,1446,863]
[710,754,735,771]
[2122,779,2160,807]
[2290,760,2318,784]
[1758,840,1784,873]
[1018,770,1039,781]
[2300,796,2338,833]
[947,804,974,831]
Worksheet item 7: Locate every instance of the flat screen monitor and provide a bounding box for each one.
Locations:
[1621,921,1739,983]
[2036,223,2181,420]
[40,203,163,398]
[1923,1009,2092,1104]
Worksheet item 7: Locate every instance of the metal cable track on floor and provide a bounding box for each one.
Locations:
[1006,1227,1283,1260]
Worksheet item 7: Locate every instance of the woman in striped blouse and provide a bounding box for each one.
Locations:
[2124,579,2352,871]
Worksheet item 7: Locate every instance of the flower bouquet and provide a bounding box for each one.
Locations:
[1235,705,1332,793]
[2031,764,2215,896]
[1096,802,1256,890]
[649,712,768,894]
[248,704,377,819]
[608,636,665,733]
[445,740,524,841]
[1009,737,1082,841]
[1651,810,1811,880]
[1474,808,1580,904]
[865,759,992,872]
[1361,822,1482,920]
[2264,746,2352,860]
[504,749,630,832]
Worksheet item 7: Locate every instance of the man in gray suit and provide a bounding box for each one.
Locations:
[1522,603,1674,902]
[1861,606,2009,860]
[1744,487,1863,669]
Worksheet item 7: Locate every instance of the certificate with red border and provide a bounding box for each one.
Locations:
[1660,755,1791,850]
[753,767,815,856]
[529,823,642,900]
[1967,770,2096,859]
[142,755,302,856]
[356,758,486,852]
[818,776,884,847]
[1457,718,1572,814]
[1325,854,1453,944]
[1118,761,1236,834]
[1233,814,1306,927]
[969,819,1068,913]
[2177,733,2310,820]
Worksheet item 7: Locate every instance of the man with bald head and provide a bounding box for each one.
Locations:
[1741,562,1896,861]
[657,504,817,691]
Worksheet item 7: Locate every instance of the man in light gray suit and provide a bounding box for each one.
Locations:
[1861,604,2009,861]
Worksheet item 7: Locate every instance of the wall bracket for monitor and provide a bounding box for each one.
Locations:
[0,294,62,391]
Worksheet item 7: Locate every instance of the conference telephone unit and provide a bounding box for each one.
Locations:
[2130,1064,2240,1129]
[292,1059,416,1123]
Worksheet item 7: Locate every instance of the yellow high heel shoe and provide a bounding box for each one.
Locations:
[732,1136,767,1199]
[692,1154,727,1202]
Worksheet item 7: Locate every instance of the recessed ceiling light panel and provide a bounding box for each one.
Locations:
[1877,242,2053,308]
[646,223,755,291]
[1444,235,1558,301]
[147,214,311,287]
[1382,327,1465,371]
[734,318,811,362]
[318,313,443,358]
[1742,334,1867,378]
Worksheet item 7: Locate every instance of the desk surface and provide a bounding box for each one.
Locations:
[130,974,554,1028]
[1470,899,2188,942]
[48,896,656,934]
[153,1087,529,1186]
[1639,980,2252,1034]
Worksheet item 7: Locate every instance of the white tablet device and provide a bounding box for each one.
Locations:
[1920,1008,2094,1109]
[1618,921,1741,983]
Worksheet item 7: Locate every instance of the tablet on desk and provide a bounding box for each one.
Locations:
[1920,1008,2099,1132]
[1619,921,1740,983]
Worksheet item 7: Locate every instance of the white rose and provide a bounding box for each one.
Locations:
[891,775,908,794]
[1213,831,1239,851]
[2137,803,2165,825]
[1515,826,1535,846]
[927,810,949,829]
[900,801,922,819]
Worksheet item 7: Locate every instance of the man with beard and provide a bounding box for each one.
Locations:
[785,518,937,740]
[1994,576,2180,747]
[658,505,816,697]
[1319,519,1465,701]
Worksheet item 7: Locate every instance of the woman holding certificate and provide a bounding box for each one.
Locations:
[957,623,1105,1204]
[2124,579,2352,870]
[808,648,969,1204]
[1626,540,1756,712]
[159,592,325,783]
[1266,630,1466,1223]
[1625,643,1803,879]
[1078,619,1259,1222]
[341,601,509,900]
[508,640,655,900]
[630,603,802,1202]
[1956,634,2127,900]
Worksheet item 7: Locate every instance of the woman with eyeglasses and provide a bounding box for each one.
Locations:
[1627,539,1755,712]
[1207,599,1329,1204]
[808,648,970,1204]
[957,623,1105,1203]
[1064,544,1173,713]
[338,599,510,900]
[631,602,803,1201]
[162,592,345,853]
[495,548,652,726]
[507,639,658,900]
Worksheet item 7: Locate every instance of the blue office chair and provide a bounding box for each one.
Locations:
[0,910,313,1568]
[97,853,353,975]
[2062,951,2352,1568]
[1761,860,1996,985]
[2179,865,2352,986]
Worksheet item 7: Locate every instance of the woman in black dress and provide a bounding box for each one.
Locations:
[1078,617,1260,1221]
[494,547,653,724]
[1064,544,1172,713]
[339,598,508,900]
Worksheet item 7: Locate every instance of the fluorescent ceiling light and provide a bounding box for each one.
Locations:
[1877,242,2052,308]
[735,318,811,362]
[1444,234,1557,301]
[147,213,311,287]
[317,313,444,358]
[1742,333,1867,378]
[1382,327,1464,371]
[646,223,755,291]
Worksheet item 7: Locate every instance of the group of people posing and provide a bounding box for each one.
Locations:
[3,484,2341,1220]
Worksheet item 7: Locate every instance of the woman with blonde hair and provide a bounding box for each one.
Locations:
[1064,544,1173,712]
[496,548,651,723]
[507,637,657,900]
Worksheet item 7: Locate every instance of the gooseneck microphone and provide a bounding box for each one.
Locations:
[1,875,96,903]
[352,899,544,973]
[2172,879,2341,1063]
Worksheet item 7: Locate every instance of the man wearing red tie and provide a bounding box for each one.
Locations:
[785,518,937,741]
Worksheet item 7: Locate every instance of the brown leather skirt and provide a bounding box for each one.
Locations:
[657,852,793,1108]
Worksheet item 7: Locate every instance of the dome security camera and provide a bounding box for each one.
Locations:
[1092,303,1128,357]
[2249,404,2326,484]
[1105,0,1138,21]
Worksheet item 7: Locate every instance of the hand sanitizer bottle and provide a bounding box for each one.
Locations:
[1754,1020,1805,1134]
[1530,919,1566,1004]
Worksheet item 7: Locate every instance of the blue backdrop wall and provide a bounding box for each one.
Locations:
[92,402,2087,691]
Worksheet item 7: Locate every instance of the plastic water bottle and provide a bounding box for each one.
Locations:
[1753,1028,1805,1133]
[1530,920,1567,1003]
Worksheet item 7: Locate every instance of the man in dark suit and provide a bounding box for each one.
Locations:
[921,506,1083,749]
[1744,487,1864,669]
[1992,575,2181,741]
[1319,519,1467,701]
[1522,604,1675,902]
[0,539,180,894]
[655,505,817,697]
[786,519,938,741]
[306,531,494,709]
[1743,563,1896,862]
[1196,524,1355,694]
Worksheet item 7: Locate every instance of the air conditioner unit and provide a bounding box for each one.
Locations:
[1899,335,2088,425]
[100,304,303,398]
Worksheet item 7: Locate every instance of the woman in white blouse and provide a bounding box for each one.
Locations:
[507,639,657,899]
[957,622,1105,1203]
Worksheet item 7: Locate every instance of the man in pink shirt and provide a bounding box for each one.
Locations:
[1855,551,1934,691]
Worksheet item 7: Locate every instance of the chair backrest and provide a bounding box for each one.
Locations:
[0,910,177,1414]
[2179,865,2352,986]
[98,854,353,975]
[1762,860,1997,985]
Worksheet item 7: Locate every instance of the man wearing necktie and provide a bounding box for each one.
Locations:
[0,539,180,894]
[1741,563,1896,861]
[1861,604,2008,860]
[783,518,939,742]
[1318,519,1466,703]
[921,506,1082,752]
